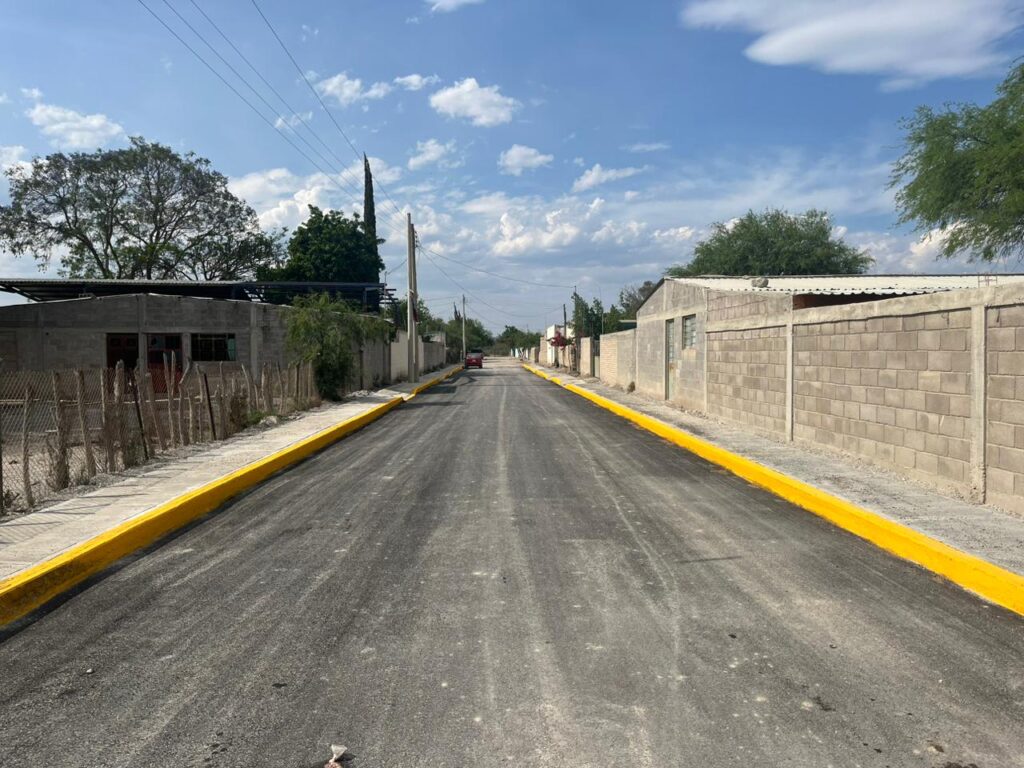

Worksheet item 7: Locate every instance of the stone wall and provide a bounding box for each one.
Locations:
[707,326,788,436]
[987,304,1024,513]
[793,310,973,495]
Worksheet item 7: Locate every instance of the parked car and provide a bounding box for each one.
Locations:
[465,348,484,368]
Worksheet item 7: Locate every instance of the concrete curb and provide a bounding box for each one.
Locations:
[0,365,463,628]
[523,363,1024,617]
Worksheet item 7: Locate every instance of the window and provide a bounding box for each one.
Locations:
[682,314,697,349]
[191,333,237,362]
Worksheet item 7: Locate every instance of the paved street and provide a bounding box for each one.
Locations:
[1,359,1022,768]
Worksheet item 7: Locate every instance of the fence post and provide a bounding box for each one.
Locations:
[274,364,286,415]
[99,369,115,472]
[163,353,176,448]
[129,368,149,462]
[217,384,228,439]
[50,372,70,489]
[187,375,197,443]
[144,369,167,452]
[21,387,33,508]
[201,368,217,440]
[75,370,96,479]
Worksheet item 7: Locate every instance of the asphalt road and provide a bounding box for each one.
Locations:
[2,359,1022,768]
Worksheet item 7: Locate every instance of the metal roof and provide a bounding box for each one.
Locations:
[0,278,397,307]
[667,274,1024,295]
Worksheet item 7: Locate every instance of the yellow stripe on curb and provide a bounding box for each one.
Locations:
[522,363,1024,616]
[0,365,463,628]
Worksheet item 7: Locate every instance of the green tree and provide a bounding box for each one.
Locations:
[363,153,380,261]
[571,292,604,339]
[602,304,625,334]
[285,293,389,399]
[492,325,541,354]
[268,205,384,283]
[618,281,657,318]
[0,137,273,279]
[667,209,871,277]
[891,62,1024,262]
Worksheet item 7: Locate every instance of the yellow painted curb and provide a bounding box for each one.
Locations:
[523,363,1024,616]
[0,366,462,628]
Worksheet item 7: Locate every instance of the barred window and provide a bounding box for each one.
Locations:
[682,315,697,349]
[191,333,237,362]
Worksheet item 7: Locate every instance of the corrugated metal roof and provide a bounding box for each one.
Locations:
[667,274,1024,295]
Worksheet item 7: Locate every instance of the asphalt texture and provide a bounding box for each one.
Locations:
[1,359,1022,768]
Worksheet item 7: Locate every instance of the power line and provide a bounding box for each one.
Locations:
[418,243,574,289]
[137,0,365,216]
[419,245,560,323]
[248,0,411,229]
[139,0,412,277]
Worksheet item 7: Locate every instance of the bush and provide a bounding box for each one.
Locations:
[285,293,389,400]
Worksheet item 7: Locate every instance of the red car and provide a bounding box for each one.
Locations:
[465,348,484,368]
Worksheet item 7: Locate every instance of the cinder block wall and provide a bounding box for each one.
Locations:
[707,326,788,436]
[987,304,1024,512]
[794,311,973,495]
[635,281,706,407]
[579,337,593,377]
[597,328,636,390]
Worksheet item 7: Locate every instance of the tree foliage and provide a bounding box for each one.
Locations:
[265,205,384,284]
[667,209,871,277]
[891,62,1024,262]
[285,293,389,400]
[618,281,657,318]
[492,325,541,354]
[0,137,277,279]
[571,291,605,340]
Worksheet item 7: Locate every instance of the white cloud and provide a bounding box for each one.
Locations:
[300,24,319,42]
[394,74,441,91]
[0,145,28,169]
[498,144,554,176]
[0,93,8,104]
[624,190,640,201]
[20,87,42,101]
[572,163,646,193]
[429,78,520,127]
[408,138,457,171]
[625,142,670,153]
[494,209,582,256]
[315,72,392,107]
[653,225,697,244]
[274,111,312,129]
[593,219,649,246]
[230,156,402,231]
[680,0,1021,88]
[430,0,485,11]
[26,102,124,149]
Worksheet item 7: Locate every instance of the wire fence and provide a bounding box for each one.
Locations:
[0,356,319,515]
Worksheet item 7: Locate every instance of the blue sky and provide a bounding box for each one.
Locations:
[1,0,1023,329]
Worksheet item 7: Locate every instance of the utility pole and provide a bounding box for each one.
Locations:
[406,213,418,383]
[461,294,467,361]
[562,303,568,370]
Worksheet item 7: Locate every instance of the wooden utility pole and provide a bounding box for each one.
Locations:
[461,294,467,361]
[406,212,418,383]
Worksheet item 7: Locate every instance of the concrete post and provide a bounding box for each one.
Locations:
[785,314,795,442]
[970,302,987,502]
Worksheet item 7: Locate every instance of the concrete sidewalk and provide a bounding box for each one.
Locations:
[535,364,1024,579]
[0,366,461,584]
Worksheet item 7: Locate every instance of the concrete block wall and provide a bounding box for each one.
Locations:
[635,281,706,409]
[793,310,974,495]
[707,326,787,436]
[579,337,594,377]
[597,329,636,390]
[987,304,1024,514]
[706,291,790,324]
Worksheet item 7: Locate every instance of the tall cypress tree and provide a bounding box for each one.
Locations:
[362,153,379,270]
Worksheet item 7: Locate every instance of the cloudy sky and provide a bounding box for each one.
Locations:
[1,0,1023,329]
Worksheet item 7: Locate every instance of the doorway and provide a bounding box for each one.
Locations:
[665,319,677,400]
[146,334,183,393]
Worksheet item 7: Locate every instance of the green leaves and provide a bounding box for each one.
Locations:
[667,209,871,277]
[267,205,384,283]
[285,293,389,400]
[0,137,271,279]
[892,63,1024,263]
